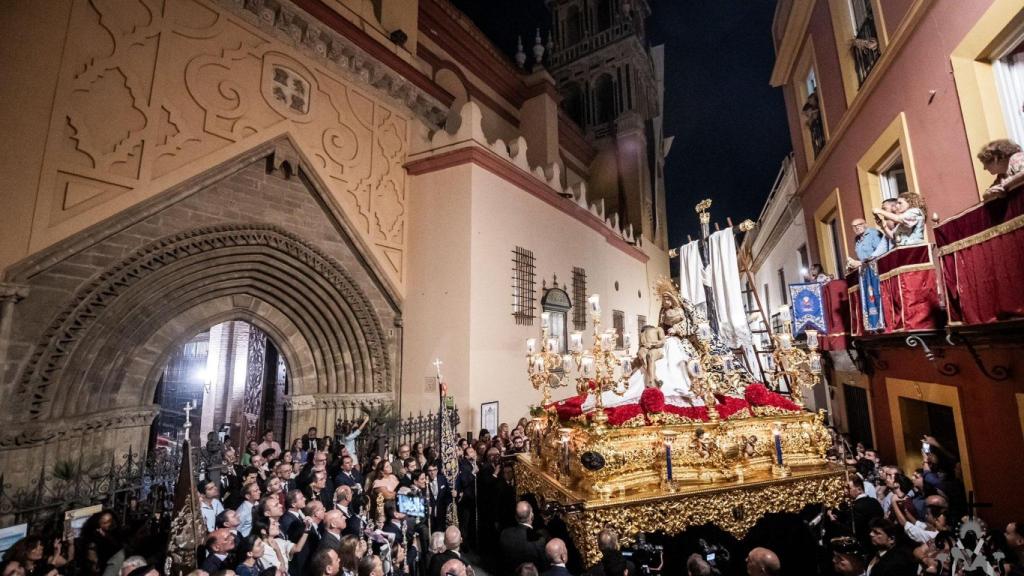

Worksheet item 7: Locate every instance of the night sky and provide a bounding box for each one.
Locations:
[450,0,792,248]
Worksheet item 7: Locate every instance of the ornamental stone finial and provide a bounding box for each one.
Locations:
[515,35,526,68]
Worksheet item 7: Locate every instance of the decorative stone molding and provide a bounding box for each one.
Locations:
[0,406,158,449]
[0,284,30,304]
[219,0,448,128]
[14,223,392,420]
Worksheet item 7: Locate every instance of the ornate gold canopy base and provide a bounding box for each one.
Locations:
[514,443,846,567]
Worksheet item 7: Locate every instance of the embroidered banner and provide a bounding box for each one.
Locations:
[789,282,827,336]
[859,262,885,332]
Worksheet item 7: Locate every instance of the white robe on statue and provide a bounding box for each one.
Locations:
[581,337,703,411]
[677,241,707,308]
[708,229,752,349]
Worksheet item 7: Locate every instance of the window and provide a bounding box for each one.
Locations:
[878,151,909,201]
[612,310,625,349]
[849,0,881,84]
[814,188,848,277]
[798,244,810,271]
[637,315,647,337]
[596,0,614,32]
[512,247,536,325]
[856,113,920,224]
[794,40,828,167]
[572,267,587,330]
[994,41,1024,145]
[542,287,572,353]
[594,74,615,125]
[778,268,788,303]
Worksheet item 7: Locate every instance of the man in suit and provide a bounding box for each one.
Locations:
[279,489,307,540]
[425,462,452,533]
[317,510,346,555]
[429,526,464,576]
[745,547,781,576]
[289,501,324,576]
[847,477,884,550]
[398,457,419,489]
[587,530,635,576]
[866,519,916,576]
[499,501,546,575]
[333,455,364,510]
[199,528,236,574]
[455,447,478,550]
[333,486,362,538]
[302,427,321,453]
[304,470,334,511]
[542,539,572,576]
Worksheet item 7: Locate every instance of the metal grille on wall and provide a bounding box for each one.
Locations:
[512,247,536,325]
[572,266,587,330]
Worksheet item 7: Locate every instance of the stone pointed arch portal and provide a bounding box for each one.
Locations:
[0,138,401,473]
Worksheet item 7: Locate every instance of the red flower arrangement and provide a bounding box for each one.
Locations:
[744,383,801,412]
[714,394,753,419]
[640,387,666,414]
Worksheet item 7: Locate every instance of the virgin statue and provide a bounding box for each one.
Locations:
[582,280,710,411]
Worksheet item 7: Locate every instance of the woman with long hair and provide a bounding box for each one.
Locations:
[363,454,383,492]
[75,510,120,575]
[242,440,259,467]
[371,459,399,496]
[3,537,64,576]
[235,532,265,576]
[338,535,361,576]
[873,192,926,246]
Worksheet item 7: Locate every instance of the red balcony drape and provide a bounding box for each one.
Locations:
[876,245,942,332]
[934,190,1024,325]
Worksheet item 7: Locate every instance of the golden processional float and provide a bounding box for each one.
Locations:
[513,200,845,567]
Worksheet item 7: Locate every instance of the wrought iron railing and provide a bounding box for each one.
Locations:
[337,406,460,461]
[0,447,179,534]
[853,15,881,85]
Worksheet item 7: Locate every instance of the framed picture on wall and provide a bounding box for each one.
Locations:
[481,401,499,436]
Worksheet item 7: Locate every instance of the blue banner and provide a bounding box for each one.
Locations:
[789,282,827,336]
[859,261,885,331]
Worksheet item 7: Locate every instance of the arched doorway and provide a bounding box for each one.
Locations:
[150,321,289,457]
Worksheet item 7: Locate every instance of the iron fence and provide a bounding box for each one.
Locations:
[339,406,460,462]
[0,447,179,535]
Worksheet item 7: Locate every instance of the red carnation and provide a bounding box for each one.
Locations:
[640,387,666,414]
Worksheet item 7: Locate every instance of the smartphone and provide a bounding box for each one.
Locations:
[921,441,930,454]
[706,552,716,562]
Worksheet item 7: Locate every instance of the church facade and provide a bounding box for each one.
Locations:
[0,0,670,484]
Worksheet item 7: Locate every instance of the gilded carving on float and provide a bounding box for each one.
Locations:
[516,276,844,567]
[32,0,441,285]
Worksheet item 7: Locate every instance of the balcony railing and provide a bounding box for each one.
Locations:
[852,15,881,85]
[550,20,636,68]
[934,184,1024,326]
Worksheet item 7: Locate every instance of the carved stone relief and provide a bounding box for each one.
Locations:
[33,0,438,286]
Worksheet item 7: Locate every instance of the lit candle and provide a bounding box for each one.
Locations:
[600,332,612,349]
[526,338,537,354]
[581,355,595,377]
[588,294,601,315]
[623,331,633,349]
[533,355,545,373]
[571,332,583,353]
[562,354,573,369]
[541,312,551,330]
[805,329,819,350]
[773,424,784,466]
[779,333,792,350]
[808,352,822,374]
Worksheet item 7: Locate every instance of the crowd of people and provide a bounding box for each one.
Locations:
[3,420,1022,576]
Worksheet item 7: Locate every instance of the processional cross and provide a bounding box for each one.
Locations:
[433,358,447,396]
[183,400,195,434]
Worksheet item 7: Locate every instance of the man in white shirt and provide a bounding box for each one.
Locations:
[892,494,947,544]
[199,480,225,533]
[257,430,282,461]
[236,481,262,537]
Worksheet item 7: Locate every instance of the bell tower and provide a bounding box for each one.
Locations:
[547,0,670,250]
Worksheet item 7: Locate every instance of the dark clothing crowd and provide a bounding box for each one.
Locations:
[3,422,1023,576]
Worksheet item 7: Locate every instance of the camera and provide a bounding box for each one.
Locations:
[697,538,730,573]
[621,534,664,574]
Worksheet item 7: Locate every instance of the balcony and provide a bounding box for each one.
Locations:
[550,20,636,69]
[935,184,1024,326]
[852,15,881,85]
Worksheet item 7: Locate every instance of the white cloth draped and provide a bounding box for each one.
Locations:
[708,229,752,350]
[676,241,707,307]
[581,337,703,411]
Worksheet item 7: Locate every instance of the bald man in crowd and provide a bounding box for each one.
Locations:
[543,539,571,576]
[745,547,780,576]
[499,501,546,575]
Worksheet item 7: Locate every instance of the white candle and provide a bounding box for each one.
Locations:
[779,333,792,350]
[533,355,546,372]
[541,312,551,330]
[779,305,791,322]
[526,338,537,354]
[805,329,819,350]
[809,352,822,374]
[571,332,583,353]
[581,355,595,377]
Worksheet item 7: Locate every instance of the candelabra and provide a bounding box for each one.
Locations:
[526,294,632,431]
[770,305,822,407]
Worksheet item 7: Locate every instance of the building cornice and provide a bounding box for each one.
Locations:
[769,0,815,87]
[405,146,648,263]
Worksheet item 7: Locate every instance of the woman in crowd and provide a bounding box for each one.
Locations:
[266,476,285,509]
[978,138,1024,200]
[873,192,926,246]
[235,533,265,576]
[242,440,259,467]
[75,511,120,576]
[411,441,427,469]
[339,536,362,576]
[371,459,400,497]
[2,537,65,576]
[289,438,306,465]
